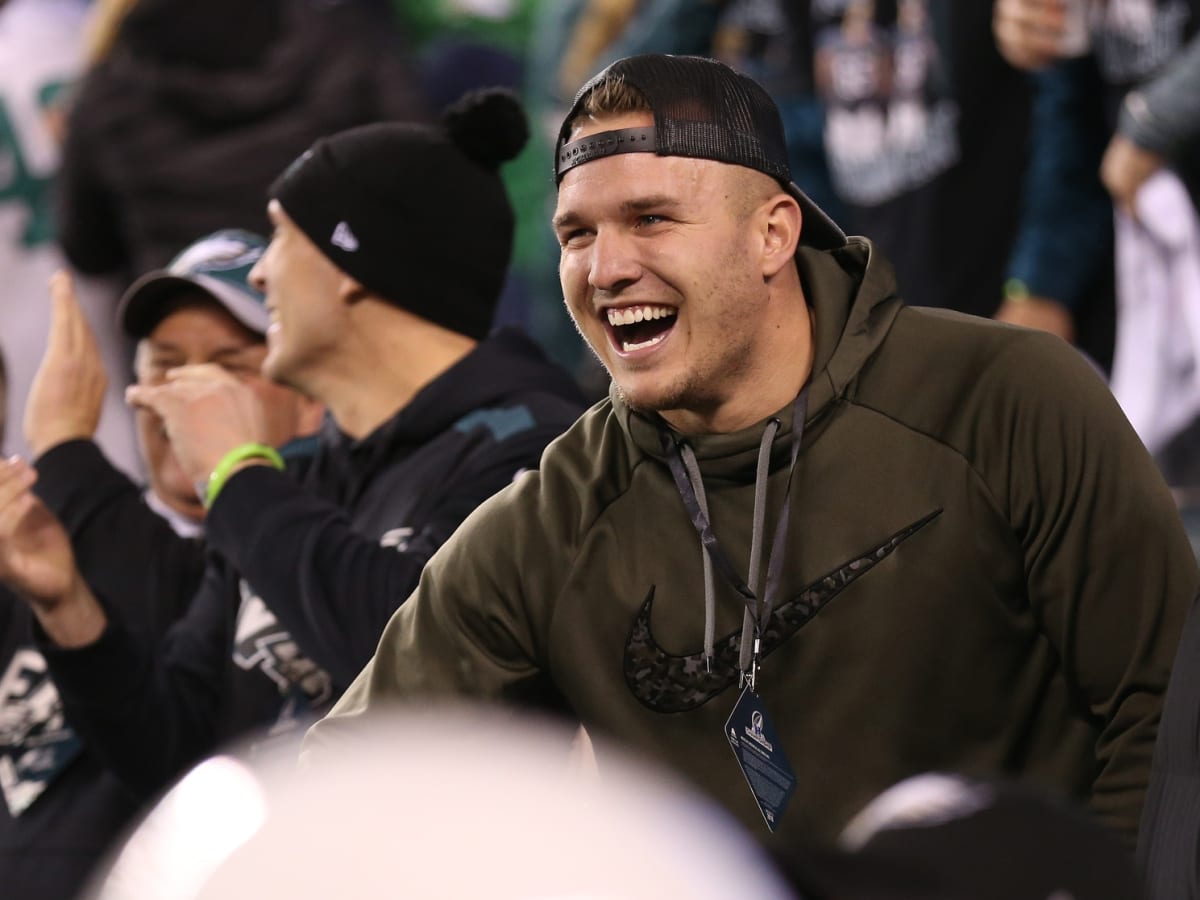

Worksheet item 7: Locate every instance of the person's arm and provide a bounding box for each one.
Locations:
[984,330,1197,842]
[206,421,572,687]
[1116,34,1200,162]
[34,440,205,639]
[0,456,228,801]
[1102,34,1200,215]
[26,273,206,637]
[303,451,582,762]
[998,59,1111,333]
[38,560,232,800]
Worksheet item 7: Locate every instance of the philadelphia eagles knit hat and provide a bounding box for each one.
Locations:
[555,54,847,251]
[269,89,528,342]
[119,230,269,339]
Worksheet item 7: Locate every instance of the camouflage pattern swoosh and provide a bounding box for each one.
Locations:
[623,509,943,713]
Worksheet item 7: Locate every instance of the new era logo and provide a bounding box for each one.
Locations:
[331,221,359,252]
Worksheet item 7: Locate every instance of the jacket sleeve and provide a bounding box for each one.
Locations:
[204,425,566,688]
[1005,59,1113,310]
[302,453,582,763]
[38,559,232,800]
[33,440,206,641]
[1117,33,1200,161]
[986,331,1198,843]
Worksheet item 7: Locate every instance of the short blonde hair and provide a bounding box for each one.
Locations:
[566,75,650,136]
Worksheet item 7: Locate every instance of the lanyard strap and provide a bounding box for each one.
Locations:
[660,388,809,640]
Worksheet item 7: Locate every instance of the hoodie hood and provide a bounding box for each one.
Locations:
[314,327,587,503]
[107,1,321,124]
[614,237,903,480]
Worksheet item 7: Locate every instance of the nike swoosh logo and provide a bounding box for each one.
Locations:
[624,509,942,713]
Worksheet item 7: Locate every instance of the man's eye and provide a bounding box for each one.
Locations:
[560,228,592,247]
[637,214,666,227]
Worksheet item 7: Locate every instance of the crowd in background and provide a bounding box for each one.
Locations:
[1,0,1198,897]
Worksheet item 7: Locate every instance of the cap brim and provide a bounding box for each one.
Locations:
[118,271,269,339]
[785,182,847,251]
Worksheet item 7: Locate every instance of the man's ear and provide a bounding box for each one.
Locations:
[760,194,802,279]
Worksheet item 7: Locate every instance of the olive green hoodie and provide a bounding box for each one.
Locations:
[307,237,1196,850]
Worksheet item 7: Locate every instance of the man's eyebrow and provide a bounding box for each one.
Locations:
[553,195,683,231]
[620,195,681,214]
[552,209,583,231]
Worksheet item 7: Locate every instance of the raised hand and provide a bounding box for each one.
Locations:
[126,363,271,488]
[0,456,107,646]
[24,270,109,457]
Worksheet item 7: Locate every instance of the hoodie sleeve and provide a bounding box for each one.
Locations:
[983,330,1197,843]
[1116,33,1200,161]
[34,439,206,641]
[203,421,568,688]
[303,442,586,764]
[38,558,232,800]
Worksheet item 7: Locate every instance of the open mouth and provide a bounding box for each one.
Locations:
[605,304,677,353]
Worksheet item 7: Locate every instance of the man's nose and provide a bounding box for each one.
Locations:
[248,254,267,293]
[587,228,641,293]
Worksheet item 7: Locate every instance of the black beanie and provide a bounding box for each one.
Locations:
[269,89,529,342]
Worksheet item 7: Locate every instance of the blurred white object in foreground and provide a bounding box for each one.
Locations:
[88,707,793,900]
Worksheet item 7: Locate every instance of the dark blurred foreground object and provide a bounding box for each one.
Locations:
[55,0,427,281]
[780,773,1144,900]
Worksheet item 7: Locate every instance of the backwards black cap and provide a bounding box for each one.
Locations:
[555,54,847,251]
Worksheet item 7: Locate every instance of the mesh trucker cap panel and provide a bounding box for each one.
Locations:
[556,54,846,250]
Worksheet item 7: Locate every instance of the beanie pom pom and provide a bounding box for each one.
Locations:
[443,88,529,171]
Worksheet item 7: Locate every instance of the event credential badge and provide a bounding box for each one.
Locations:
[724,686,796,832]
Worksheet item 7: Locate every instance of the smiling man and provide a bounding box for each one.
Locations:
[306,54,1197,856]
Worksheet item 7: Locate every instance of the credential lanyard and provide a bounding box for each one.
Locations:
[659,388,809,688]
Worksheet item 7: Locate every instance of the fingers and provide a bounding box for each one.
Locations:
[0,457,38,536]
[47,270,85,353]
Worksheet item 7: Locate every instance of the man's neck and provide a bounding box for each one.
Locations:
[660,301,816,435]
[315,309,479,440]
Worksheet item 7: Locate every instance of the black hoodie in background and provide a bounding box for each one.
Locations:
[55,0,429,279]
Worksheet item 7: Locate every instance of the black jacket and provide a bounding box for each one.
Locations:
[56,0,427,278]
[42,328,587,798]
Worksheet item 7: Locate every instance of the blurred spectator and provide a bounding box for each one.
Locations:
[724,0,1115,368]
[0,0,140,471]
[994,0,1200,485]
[56,0,428,283]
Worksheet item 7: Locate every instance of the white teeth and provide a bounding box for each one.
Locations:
[606,305,674,326]
[622,333,667,352]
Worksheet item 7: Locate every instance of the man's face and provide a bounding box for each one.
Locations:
[554,112,778,430]
[251,200,347,393]
[134,294,308,521]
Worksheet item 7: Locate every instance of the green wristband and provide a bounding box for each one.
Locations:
[204,442,284,509]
